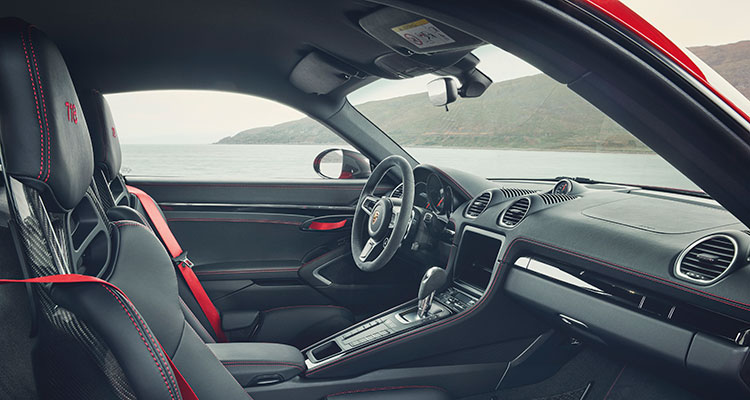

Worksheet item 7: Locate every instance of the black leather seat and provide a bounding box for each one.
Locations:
[78,90,354,349]
[0,17,450,400]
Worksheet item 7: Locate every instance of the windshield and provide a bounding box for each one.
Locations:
[349,4,750,193]
[349,46,699,191]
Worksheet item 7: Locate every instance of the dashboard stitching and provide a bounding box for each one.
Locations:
[308,234,750,375]
[516,237,750,312]
[306,237,510,376]
[431,166,472,198]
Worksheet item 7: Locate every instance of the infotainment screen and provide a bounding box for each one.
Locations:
[453,227,503,291]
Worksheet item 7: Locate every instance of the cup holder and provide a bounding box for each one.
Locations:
[310,341,343,362]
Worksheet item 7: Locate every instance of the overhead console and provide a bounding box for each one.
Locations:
[359,7,484,79]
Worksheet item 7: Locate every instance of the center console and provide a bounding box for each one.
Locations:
[208,342,305,388]
[305,225,504,372]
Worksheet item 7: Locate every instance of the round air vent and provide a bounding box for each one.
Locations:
[499,197,530,227]
[465,191,492,218]
[675,234,738,284]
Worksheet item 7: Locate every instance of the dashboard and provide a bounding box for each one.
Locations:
[403,164,750,393]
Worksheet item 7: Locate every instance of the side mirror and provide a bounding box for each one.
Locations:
[313,149,371,179]
[427,77,458,107]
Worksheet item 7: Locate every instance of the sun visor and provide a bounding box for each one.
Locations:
[289,51,365,95]
[360,8,483,56]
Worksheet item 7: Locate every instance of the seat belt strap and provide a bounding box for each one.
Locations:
[0,274,200,400]
[126,185,227,342]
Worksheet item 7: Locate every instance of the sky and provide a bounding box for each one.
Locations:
[105,0,750,144]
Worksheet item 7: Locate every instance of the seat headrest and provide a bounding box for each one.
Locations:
[80,90,122,181]
[0,18,94,211]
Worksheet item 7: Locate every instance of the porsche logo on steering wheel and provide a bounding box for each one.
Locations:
[371,210,380,225]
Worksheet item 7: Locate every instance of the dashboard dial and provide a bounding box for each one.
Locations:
[552,179,573,195]
[426,174,446,214]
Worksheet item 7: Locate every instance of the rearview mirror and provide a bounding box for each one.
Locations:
[427,77,458,107]
[313,149,371,179]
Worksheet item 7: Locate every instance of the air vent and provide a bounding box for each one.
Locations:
[500,188,537,198]
[465,191,492,218]
[538,193,578,205]
[676,234,738,284]
[500,197,530,227]
[391,183,403,199]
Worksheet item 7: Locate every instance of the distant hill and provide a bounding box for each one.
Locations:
[216,40,750,150]
[689,40,750,99]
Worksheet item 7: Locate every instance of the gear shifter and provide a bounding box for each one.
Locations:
[417,267,448,318]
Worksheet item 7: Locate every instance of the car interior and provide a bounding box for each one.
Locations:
[1,1,750,399]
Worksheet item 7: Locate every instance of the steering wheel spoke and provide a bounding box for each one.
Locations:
[351,155,414,272]
[361,195,379,215]
[359,237,380,262]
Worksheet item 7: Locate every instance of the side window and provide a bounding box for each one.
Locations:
[105,90,363,180]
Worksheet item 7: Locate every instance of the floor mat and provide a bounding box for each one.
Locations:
[493,348,622,400]
[531,383,591,400]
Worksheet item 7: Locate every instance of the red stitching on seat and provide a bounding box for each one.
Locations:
[28,27,51,182]
[100,284,177,400]
[326,385,447,398]
[112,220,159,239]
[221,361,304,371]
[20,32,45,180]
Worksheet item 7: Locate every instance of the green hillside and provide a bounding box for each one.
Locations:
[216,41,749,151]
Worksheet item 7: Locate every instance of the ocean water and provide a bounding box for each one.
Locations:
[121,144,699,191]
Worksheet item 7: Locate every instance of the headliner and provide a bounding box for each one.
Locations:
[2,0,398,113]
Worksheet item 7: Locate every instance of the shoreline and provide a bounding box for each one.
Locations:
[127,143,655,155]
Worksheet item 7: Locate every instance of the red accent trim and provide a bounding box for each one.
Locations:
[306,238,506,376]
[0,274,198,400]
[310,233,746,376]
[127,185,227,342]
[578,0,750,124]
[167,217,300,226]
[604,365,627,399]
[338,171,353,179]
[308,219,347,231]
[326,385,447,398]
[514,237,750,310]
[20,32,45,180]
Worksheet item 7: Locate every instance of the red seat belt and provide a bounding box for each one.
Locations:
[126,185,227,342]
[0,274,200,400]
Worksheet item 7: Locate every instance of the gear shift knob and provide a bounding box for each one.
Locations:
[417,267,447,318]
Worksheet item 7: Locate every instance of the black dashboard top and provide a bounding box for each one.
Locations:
[437,168,750,323]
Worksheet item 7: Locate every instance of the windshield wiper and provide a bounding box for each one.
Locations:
[555,176,711,199]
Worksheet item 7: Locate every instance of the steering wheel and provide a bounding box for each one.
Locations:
[352,155,415,272]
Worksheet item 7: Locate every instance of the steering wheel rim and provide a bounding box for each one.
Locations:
[351,155,415,272]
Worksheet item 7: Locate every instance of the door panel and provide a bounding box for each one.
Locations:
[125,177,413,317]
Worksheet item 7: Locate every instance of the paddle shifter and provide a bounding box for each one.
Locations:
[417,266,448,318]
